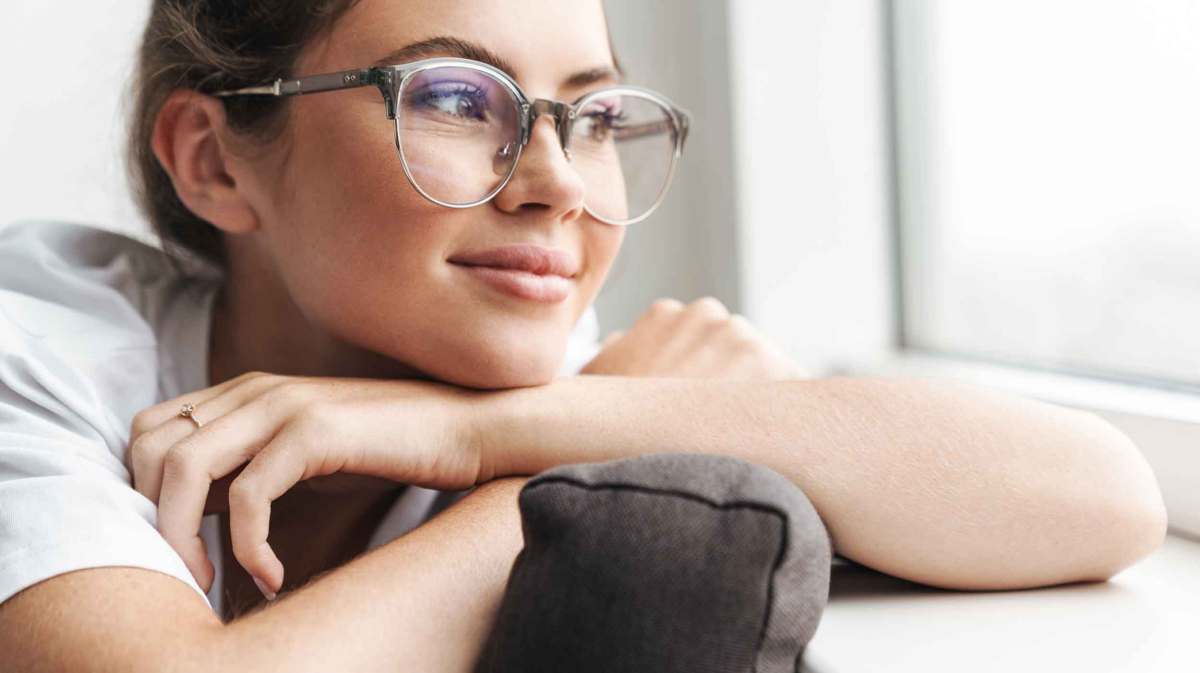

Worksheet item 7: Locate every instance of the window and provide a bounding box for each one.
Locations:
[728,0,1199,537]
[891,0,1200,390]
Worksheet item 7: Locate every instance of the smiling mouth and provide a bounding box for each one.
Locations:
[450,262,574,304]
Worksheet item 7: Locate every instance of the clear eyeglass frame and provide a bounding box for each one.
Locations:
[212,56,692,226]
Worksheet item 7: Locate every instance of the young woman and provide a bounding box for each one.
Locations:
[0,0,1167,671]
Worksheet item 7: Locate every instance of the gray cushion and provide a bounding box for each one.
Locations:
[473,453,833,673]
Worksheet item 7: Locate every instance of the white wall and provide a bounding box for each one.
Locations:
[0,1,152,240]
[728,0,896,375]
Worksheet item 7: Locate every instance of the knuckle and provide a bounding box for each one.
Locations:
[690,295,730,317]
[129,410,156,437]
[162,443,200,480]
[648,297,684,315]
[127,434,166,484]
[242,370,269,381]
[280,379,317,401]
[727,312,754,329]
[726,314,759,339]
[227,477,258,510]
[249,371,286,389]
[128,432,158,460]
[259,380,308,413]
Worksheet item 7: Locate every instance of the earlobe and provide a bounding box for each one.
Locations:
[151,91,260,234]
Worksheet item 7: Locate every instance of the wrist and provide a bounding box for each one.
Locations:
[465,381,556,481]
[460,386,513,483]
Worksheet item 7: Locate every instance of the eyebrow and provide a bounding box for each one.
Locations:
[370,36,624,91]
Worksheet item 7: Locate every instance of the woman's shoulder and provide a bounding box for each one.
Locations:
[0,219,220,346]
[0,219,221,448]
[0,221,220,612]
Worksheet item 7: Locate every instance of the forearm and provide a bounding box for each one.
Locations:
[477,375,1167,590]
[202,477,527,673]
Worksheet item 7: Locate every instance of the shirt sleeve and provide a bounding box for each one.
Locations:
[0,223,211,608]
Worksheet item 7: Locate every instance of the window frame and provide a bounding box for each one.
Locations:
[727,0,1199,539]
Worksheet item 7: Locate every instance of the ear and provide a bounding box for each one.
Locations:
[151,91,260,235]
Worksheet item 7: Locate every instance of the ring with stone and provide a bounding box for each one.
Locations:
[179,402,204,429]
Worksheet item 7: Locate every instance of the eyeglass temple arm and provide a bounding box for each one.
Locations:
[212,68,397,116]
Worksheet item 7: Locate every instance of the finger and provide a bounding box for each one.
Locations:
[656,297,734,365]
[128,384,235,497]
[601,330,625,347]
[639,297,684,328]
[128,370,265,447]
[132,374,282,503]
[727,312,755,333]
[228,423,345,596]
[676,296,732,342]
[155,393,292,590]
[686,296,731,320]
[627,297,686,345]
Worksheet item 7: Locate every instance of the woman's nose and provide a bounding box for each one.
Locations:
[492,115,587,221]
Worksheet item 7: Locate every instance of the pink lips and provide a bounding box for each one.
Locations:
[448,244,580,278]
[448,244,579,303]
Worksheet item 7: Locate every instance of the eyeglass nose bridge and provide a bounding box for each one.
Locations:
[522,99,576,160]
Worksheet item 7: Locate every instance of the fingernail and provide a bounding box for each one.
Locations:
[252,575,277,601]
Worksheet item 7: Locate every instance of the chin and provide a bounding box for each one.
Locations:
[442,361,560,390]
[432,339,566,390]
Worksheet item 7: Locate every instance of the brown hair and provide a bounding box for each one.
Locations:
[127,0,361,274]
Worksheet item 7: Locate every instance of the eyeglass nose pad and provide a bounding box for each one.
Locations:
[493,141,518,177]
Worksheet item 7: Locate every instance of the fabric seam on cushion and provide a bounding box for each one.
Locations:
[521,476,794,673]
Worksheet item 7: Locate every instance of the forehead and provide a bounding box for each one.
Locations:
[308,0,615,96]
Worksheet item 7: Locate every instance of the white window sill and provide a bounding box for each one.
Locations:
[803,533,1200,672]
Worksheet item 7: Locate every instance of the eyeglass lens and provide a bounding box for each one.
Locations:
[396,65,678,223]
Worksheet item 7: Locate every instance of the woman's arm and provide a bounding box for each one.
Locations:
[0,477,527,673]
[475,374,1168,590]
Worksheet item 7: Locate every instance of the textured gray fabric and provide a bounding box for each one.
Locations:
[473,453,833,673]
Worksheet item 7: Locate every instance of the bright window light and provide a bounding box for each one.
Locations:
[893,0,1200,389]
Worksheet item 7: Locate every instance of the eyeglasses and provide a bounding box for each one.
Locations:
[213,57,691,226]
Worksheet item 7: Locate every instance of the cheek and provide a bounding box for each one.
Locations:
[266,104,456,327]
[257,101,626,387]
[281,104,426,257]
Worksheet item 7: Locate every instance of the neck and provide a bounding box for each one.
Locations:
[206,238,429,387]
[203,238,413,615]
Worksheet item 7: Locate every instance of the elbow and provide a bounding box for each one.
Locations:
[1057,410,1169,583]
[1087,484,1168,582]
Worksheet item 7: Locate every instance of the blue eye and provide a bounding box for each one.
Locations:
[410,82,490,121]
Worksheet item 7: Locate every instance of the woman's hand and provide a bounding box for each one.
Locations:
[580,296,812,379]
[125,372,485,598]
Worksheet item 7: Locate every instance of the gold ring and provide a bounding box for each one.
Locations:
[179,402,204,429]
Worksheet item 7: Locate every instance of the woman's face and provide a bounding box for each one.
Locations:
[234,0,624,388]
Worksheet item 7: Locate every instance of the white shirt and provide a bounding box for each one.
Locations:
[0,220,601,617]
